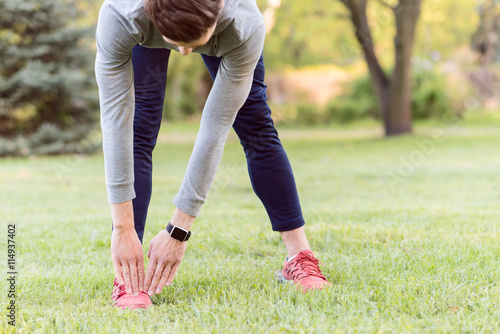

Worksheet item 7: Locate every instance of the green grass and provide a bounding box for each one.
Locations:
[1,114,500,333]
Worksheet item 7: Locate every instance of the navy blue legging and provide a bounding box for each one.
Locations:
[131,44,304,242]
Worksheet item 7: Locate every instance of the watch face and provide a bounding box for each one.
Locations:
[170,226,188,241]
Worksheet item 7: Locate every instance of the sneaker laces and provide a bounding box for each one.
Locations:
[286,252,327,281]
[112,278,127,300]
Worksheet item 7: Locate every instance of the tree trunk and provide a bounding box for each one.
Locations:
[342,0,390,118]
[339,0,422,136]
[385,0,422,136]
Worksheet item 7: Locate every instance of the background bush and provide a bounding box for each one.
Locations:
[325,75,379,124]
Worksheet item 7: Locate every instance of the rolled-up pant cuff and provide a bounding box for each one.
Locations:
[271,217,305,232]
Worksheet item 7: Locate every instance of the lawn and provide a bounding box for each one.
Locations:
[1,114,500,333]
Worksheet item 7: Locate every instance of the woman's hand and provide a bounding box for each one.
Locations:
[144,229,187,295]
[144,207,194,296]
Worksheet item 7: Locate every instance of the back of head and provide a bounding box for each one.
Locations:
[144,0,222,43]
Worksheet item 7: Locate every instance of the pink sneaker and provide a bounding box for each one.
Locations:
[276,250,331,292]
[112,278,152,310]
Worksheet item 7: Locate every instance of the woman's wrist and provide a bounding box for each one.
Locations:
[170,207,195,231]
[110,200,135,231]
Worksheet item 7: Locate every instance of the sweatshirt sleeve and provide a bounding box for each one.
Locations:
[172,22,266,216]
[95,3,138,204]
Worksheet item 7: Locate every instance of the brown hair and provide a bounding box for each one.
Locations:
[144,0,222,43]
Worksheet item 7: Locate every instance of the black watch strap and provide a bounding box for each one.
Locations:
[166,222,191,242]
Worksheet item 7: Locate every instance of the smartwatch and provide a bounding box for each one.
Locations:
[166,222,191,242]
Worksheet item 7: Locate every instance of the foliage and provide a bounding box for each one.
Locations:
[262,0,357,69]
[411,61,459,119]
[295,103,325,125]
[415,0,479,60]
[0,0,99,156]
[471,0,500,63]
[326,74,379,123]
[260,0,479,70]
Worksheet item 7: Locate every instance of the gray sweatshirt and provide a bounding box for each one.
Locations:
[95,0,265,216]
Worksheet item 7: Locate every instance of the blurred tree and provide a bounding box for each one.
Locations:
[417,0,477,60]
[339,0,422,136]
[0,0,98,156]
[471,0,500,64]
[261,0,357,68]
[261,0,476,71]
